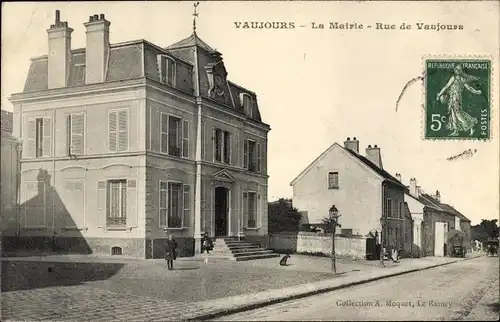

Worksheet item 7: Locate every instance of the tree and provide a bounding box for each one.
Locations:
[471,219,499,242]
[322,214,341,234]
[268,198,302,233]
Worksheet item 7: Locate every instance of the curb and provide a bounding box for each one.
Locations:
[189,255,484,321]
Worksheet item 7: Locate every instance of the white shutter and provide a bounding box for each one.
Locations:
[256,143,261,173]
[26,118,36,158]
[42,117,52,157]
[182,120,189,158]
[257,193,261,228]
[126,180,137,227]
[108,111,118,152]
[243,139,249,169]
[242,192,248,228]
[183,184,190,228]
[118,110,128,152]
[97,181,107,227]
[70,114,85,155]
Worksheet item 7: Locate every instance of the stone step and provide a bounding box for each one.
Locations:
[233,250,274,257]
[234,253,281,261]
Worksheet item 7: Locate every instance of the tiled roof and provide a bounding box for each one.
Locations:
[440,203,471,222]
[344,148,407,190]
[165,32,216,53]
[1,110,13,134]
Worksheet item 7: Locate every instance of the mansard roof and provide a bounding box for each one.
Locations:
[20,33,265,124]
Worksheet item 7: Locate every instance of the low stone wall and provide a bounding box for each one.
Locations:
[269,232,367,259]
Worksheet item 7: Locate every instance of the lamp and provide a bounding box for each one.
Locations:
[329,205,341,273]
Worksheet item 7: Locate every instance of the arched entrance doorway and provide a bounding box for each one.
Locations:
[214,186,229,236]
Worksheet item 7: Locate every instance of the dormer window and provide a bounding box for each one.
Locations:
[158,55,176,87]
[240,93,253,118]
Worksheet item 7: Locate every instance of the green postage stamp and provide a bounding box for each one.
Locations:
[424,59,491,140]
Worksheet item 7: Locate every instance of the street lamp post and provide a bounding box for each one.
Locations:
[380,217,385,267]
[329,205,341,274]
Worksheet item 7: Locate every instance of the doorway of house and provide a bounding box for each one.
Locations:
[214,187,229,237]
[435,222,446,256]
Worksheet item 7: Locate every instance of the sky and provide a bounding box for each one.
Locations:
[2,1,499,225]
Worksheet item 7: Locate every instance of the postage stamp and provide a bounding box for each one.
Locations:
[424,58,491,140]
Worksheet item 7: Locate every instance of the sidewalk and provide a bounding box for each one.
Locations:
[1,252,484,321]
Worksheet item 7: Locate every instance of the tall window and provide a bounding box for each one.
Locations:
[26,117,51,158]
[214,128,231,164]
[328,172,339,189]
[161,114,189,158]
[159,55,176,86]
[67,113,85,155]
[244,139,261,173]
[107,180,127,226]
[159,181,189,228]
[244,191,259,228]
[386,198,392,218]
[108,110,128,153]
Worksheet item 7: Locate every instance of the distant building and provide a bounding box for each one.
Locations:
[405,177,472,256]
[290,137,413,258]
[1,110,21,237]
[8,10,270,258]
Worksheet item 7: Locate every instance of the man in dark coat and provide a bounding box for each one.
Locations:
[164,233,178,270]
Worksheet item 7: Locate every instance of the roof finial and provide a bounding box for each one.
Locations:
[193,2,200,34]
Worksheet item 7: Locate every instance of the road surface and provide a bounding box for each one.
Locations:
[214,256,499,321]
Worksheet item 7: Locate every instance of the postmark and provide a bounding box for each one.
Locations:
[424,58,491,140]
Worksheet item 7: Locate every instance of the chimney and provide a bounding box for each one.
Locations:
[343,137,359,154]
[409,177,419,198]
[395,173,402,182]
[365,144,383,169]
[47,10,73,89]
[433,190,441,202]
[84,13,110,84]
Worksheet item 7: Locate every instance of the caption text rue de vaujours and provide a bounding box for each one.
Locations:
[234,21,464,31]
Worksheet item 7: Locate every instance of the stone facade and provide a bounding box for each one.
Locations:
[6,10,270,258]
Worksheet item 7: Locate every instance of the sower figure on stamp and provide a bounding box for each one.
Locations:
[436,65,482,136]
[164,233,178,270]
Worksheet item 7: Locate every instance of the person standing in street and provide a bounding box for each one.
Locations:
[164,233,178,270]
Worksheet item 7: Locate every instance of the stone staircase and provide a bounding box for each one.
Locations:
[208,237,280,261]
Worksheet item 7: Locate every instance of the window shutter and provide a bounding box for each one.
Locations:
[182,120,189,158]
[118,110,128,152]
[183,184,190,228]
[26,118,36,158]
[242,192,248,228]
[161,113,168,153]
[97,181,107,227]
[42,117,52,157]
[257,193,261,228]
[126,180,137,228]
[243,140,249,169]
[108,111,117,152]
[256,143,261,173]
[71,114,85,155]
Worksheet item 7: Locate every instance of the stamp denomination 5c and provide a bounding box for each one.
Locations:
[424,59,491,140]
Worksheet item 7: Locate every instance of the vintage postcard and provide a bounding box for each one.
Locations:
[1,1,499,321]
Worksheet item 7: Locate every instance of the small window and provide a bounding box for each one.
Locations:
[159,55,176,86]
[328,172,339,189]
[74,64,85,83]
[240,93,253,117]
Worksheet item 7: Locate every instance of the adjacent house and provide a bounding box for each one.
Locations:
[404,177,471,257]
[290,137,413,258]
[8,10,270,258]
[1,110,21,236]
